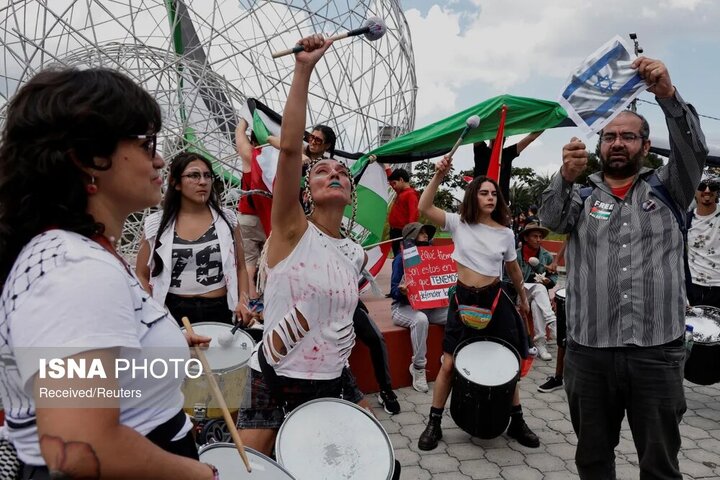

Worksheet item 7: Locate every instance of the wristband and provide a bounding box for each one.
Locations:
[205,463,220,480]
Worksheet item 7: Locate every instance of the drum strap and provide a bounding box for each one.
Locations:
[455,288,502,330]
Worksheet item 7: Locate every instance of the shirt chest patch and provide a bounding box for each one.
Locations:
[590,200,615,220]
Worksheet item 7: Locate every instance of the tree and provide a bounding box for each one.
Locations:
[411,160,466,213]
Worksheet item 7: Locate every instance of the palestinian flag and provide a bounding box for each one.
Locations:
[244,98,392,288]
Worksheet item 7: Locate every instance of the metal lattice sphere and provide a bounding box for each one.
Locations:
[0,0,417,258]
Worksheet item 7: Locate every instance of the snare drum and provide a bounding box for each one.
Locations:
[684,306,720,385]
[199,443,295,479]
[554,288,567,348]
[450,336,520,439]
[276,398,395,480]
[181,322,254,418]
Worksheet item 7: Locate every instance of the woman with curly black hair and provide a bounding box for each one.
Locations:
[0,68,219,479]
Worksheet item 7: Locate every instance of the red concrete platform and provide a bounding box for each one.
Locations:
[349,258,446,394]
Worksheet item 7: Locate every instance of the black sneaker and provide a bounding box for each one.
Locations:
[537,375,564,393]
[418,419,443,451]
[507,417,540,448]
[378,390,401,415]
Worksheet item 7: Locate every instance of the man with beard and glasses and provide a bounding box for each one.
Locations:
[540,56,708,480]
[687,176,720,308]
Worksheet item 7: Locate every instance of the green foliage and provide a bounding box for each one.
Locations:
[411,160,466,213]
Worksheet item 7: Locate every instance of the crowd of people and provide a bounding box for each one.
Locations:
[0,30,716,480]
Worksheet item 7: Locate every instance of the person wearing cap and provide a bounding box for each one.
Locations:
[514,222,558,361]
[390,222,448,392]
[687,176,720,308]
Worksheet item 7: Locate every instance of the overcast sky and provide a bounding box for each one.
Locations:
[401,0,720,176]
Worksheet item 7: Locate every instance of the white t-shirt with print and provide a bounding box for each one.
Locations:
[0,230,192,466]
[443,212,517,277]
[688,207,720,287]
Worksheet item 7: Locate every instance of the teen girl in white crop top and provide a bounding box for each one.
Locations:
[415,155,541,451]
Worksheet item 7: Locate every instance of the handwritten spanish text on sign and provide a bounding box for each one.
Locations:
[404,245,457,310]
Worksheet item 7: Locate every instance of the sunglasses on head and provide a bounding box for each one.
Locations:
[698,182,719,192]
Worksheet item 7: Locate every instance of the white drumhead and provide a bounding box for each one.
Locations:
[183,322,254,372]
[686,306,720,343]
[276,398,394,480]
[555,288,566,300]
[199,444,295,479]
[455,340,519,386]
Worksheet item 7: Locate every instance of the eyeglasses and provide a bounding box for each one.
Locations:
[697,182,719,192]
[181,172,215,182]
[306,133,326,145]
[128,134,157,158]
[600,132,644,144]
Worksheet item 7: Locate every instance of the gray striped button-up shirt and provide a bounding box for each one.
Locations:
[540,91,708,348]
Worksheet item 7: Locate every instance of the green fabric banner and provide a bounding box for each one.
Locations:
[364,94,569,163]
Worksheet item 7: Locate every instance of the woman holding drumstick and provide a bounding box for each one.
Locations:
[417,154,540,451]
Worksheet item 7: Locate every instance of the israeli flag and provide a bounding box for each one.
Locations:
[558,35,648,135]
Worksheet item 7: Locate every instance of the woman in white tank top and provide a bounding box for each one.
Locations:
[416,155,542,451]
[237,34,368,457]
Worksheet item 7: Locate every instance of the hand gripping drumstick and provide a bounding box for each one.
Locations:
[181,317,252,473]
[447,115,481,159]
[272,17,387,59]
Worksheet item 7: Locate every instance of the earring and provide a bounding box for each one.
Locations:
[86,176,98,195]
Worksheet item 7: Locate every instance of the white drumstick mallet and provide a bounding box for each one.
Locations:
[528,257,540,267]
[447,115,481,159]
[272,17,387,59]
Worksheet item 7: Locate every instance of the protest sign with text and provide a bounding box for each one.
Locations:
[404,245,457,310]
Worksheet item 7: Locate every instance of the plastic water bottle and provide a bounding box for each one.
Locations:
[685,325,694,353]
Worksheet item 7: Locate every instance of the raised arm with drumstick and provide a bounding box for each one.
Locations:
[417,153,539,452]
[236,36,393,472]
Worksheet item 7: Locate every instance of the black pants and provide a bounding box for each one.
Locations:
[165,292,232,327]
[564,339,686,479]
[389,227,403,257]
[353,301,393,391]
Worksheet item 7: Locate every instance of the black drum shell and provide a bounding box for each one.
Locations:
[684,307,720,386]
[450,336,520,439]
[684,341,720,385]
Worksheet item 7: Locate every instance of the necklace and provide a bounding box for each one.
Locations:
[308,217,342,238]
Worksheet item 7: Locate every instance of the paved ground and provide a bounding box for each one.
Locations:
[368,345,720,479]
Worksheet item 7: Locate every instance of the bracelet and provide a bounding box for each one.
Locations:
[205,463,220,480]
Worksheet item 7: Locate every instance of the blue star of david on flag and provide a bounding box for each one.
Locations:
[593,74,616,93]
[558,35,648,135]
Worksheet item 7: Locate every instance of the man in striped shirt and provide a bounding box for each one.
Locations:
[540,56,708,480]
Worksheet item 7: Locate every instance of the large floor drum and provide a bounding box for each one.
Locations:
[450,336,520,439]
[181,322,254,418]
[276,398,395,480]
[684,306,720,386]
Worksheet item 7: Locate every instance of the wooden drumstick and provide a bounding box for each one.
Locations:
[182,317,252,473]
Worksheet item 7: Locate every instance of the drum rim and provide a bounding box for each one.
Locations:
[555,288,566,300]
[275,397,396,480]
[181,321,256,373]
[198,442,297,478]
[686,305,720,345]
[453,336,521,385]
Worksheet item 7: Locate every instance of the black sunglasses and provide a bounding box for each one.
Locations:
[128,134,157,158]
[697,182,719,192]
